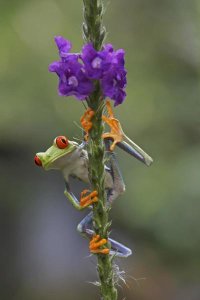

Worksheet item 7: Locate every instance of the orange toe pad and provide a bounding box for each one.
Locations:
[89,234,110,255]
[80,190,98,208]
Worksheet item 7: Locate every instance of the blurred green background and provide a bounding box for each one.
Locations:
[1,0,200,299]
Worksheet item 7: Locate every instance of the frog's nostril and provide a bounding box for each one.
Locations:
[34,155,42,167]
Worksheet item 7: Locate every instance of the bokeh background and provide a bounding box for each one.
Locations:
[1,0,200,299]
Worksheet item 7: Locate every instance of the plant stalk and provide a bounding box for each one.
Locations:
[83,1,118,299]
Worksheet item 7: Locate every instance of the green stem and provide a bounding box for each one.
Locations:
[82,1,118,299]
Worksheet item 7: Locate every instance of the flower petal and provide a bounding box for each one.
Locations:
[54,36,72,59]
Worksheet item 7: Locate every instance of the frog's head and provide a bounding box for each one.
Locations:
[34,136,77,170]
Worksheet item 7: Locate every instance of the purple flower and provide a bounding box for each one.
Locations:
[49,56,93,99]
[101,48,127,106]
[81,43,127,105]
[49,37,93,100]
[102,68,127,106]
[81,43,113,79]
[49,36,127,104]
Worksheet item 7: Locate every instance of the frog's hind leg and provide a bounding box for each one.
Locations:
[105,139,126,203]
[107,237,132,258]
[77,213,132,257]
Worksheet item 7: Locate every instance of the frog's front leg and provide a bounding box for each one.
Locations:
[64,181,98,210]
[103,100,153,166]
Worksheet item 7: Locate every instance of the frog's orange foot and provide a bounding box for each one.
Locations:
[89,234,110,255]
[80,189,98,208]
[102,100,125,151]
[80,108,95,141]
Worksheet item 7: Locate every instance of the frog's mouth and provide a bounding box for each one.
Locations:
[44,154,65,170]
[36,152,66,170]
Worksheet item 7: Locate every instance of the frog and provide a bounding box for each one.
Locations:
[35,101,153,257]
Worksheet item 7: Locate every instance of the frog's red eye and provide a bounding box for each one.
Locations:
[34,155,42,167]
[56,136,69,149]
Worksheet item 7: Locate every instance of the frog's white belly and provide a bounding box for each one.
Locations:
[61,148,113,189]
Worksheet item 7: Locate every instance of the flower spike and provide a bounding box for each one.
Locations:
[102,100,153,166]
